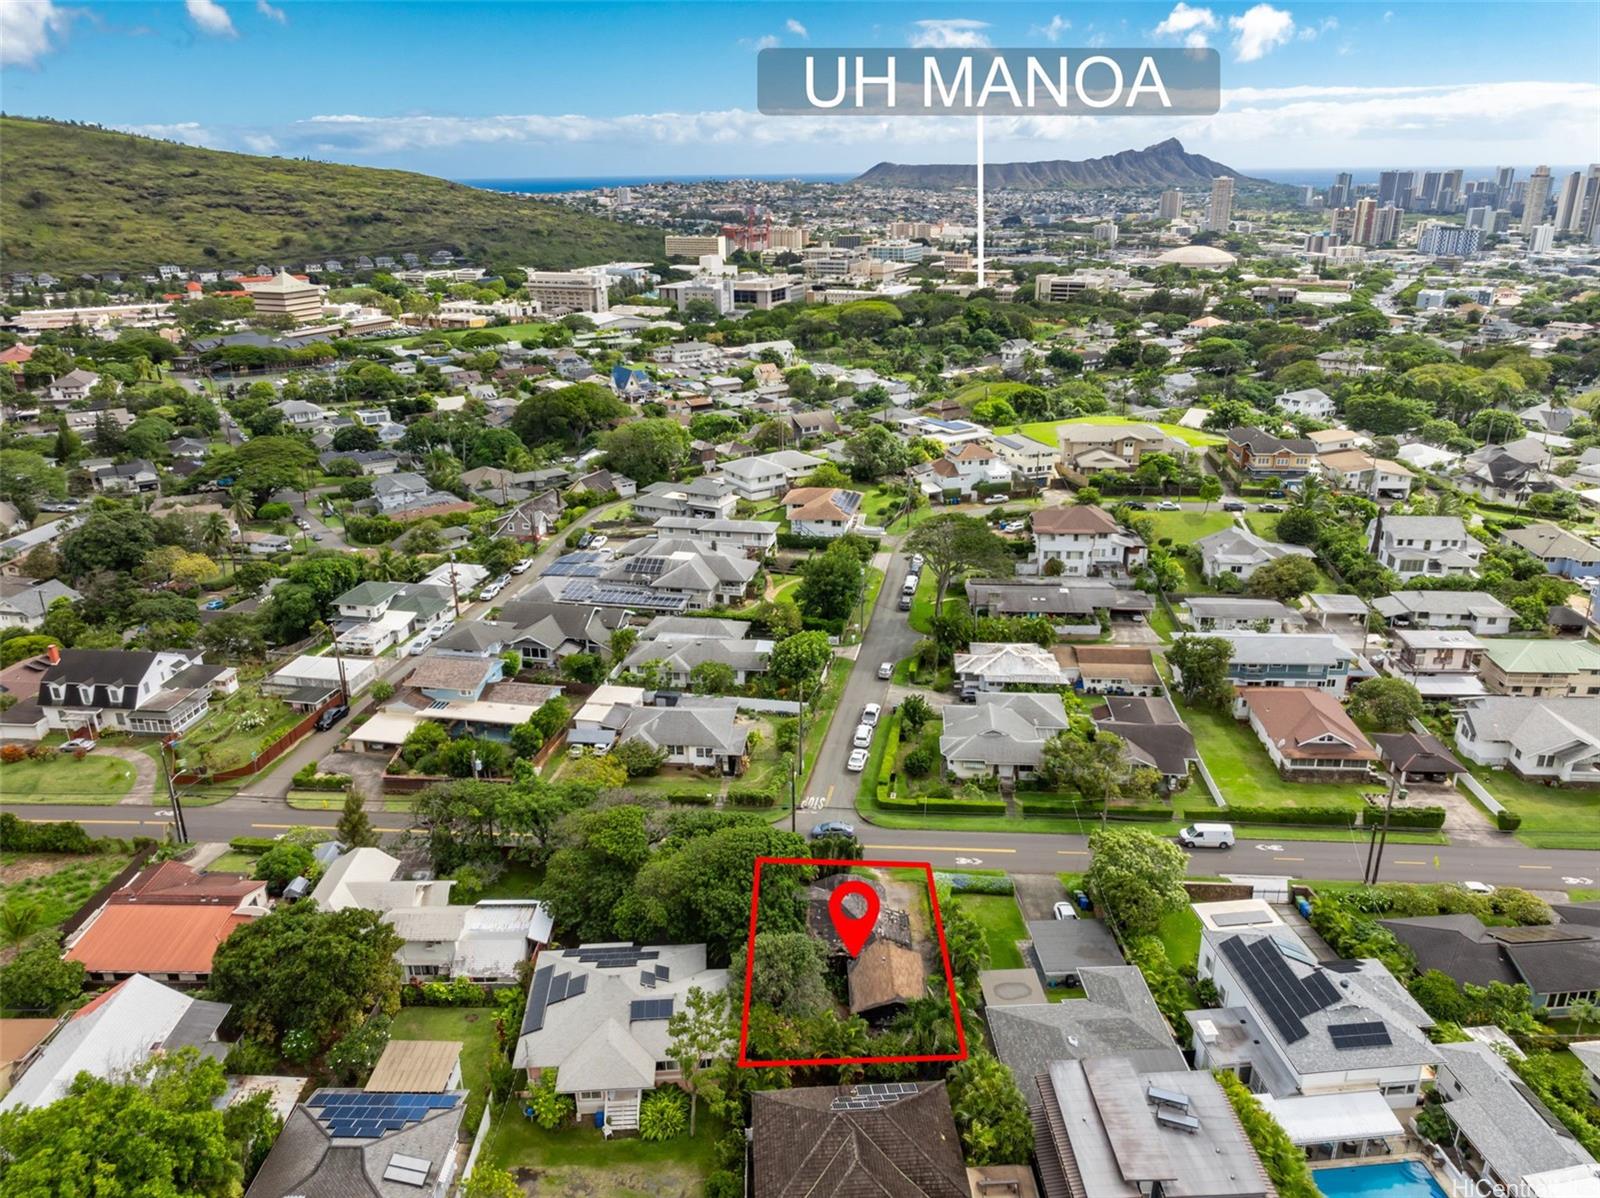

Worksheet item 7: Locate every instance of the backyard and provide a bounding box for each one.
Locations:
[0,752,138,803]
[1181,701,1379,814]
[486,1106,723,1193]
[0,851,135,949]
[175,684,302,774]
[1139,510,1236,545]
[1004,416,1226,451]
[389,1006,500,1130]
[955,893,1027,970]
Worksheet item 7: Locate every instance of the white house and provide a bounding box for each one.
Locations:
[1276,387,1335,421]
[781,487,866,538]
[1365,515,1484,580]
[1195,527,1315,582]
[1453,696,1600,783]
[1031,505,1147,578]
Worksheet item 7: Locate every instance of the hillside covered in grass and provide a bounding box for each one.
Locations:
[0,116,661,274]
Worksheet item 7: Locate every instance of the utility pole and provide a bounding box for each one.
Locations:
[160,738,189,844]
[789,674,808,834]
[1364,775,1406,885]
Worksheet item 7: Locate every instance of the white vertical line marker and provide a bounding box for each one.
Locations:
[975,114,986,287]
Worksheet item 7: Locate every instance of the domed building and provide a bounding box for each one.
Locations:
[1154,244,1238,268]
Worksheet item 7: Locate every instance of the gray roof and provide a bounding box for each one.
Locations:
[0,578,81,620]
[1195,527,1313,567]
[986,966,1184,1104]
[1371,590,1516,620]
[1181,631,1354,667]
[1458,697,1600,755]
[622,703,750,757]
[637,615,750,642]
[1436,1041,1594,1184]
[622,637,771,676]
[1184,597,1304,624]
[940,692,1069,768]
[1028,918,1126,975]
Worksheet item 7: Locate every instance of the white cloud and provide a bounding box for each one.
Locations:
[1085,29,1108,47]
[1298,16,1338,40]
[1153,2,1218,46]
[785,17,807,37]
[1,0,75,67]
[256,0,287,24]
[118,121,226,148]
[1228,3,1294,61]
[908,18,990,48]
[1382,9,1394,20]
[749,33,779,51]
[1030,14,1071,42]
[185,0,237,37]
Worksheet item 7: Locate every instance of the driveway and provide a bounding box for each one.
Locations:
[1011,874,1069,920]
[101,746,159,806]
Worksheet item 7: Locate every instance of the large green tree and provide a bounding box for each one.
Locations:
[1084,827,1189,935]
[795,541,863,624]
[1166,635,1234,708]
[600,417,691,485]
[904,514,1014,615]
[207,436,319,505]
[946,1052,1034,1167]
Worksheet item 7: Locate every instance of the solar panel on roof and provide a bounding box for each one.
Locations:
[568,974,587,997]
[1328,1021,1392,1049]
[523,964,554,1033]
[1219,935,1339,1044]
[548,973,568,1004]
[640,971,656,989]
[629,998,674,1022]
[1212,910,1273,928]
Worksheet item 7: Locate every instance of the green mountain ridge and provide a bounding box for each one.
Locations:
[0,116,661,275]
[854,137,1266,190]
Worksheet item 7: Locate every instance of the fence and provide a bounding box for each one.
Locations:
[459,1101,494,1183]
[59,844,158,941]
[171,698,338,784]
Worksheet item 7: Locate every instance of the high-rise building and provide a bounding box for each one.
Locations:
[664,234,728,259]
[1419,171,1444,211]
[1555,171,1585,233]
[1206,176,1234,231]
[1159,189,1183,220]
[1439,170,1464,211]
[1522,166,1553,233]
[1527,224,1556,254]
[1465,205,1497,232]
[1328,172,1353,209]
[1495,166,1516,204]
[1374,205,1403,245]
[243,270,323,325]
[1299,185,1317,208]
[1378,170,1414,208]
[768,226,807,251]
[1579,165,1600,240]
[1093,222,1119,246]
[524,269,610,313]
[1417,222,1481,258]
[1352,197,1378,245]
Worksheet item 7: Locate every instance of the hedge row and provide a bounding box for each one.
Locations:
[1496,810,1523,831]
[727,788,778,808]
[933,872,1014,894]
[1182,805,1355,827]
[658,791,716,806]
[1360,805,1447,830]
[777,531,881,551]
[229,836,279,854]
[0,813,96,854]
[1020,799,1171,821]
[877,795,1007,816]
[291,764,352,791]
[874,715,902,806]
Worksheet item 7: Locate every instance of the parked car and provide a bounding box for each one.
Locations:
[588,535,608,549]
[578,532,594,548]
[1156,500,1181,511]
[878,661,894,680]
[314,704,350,732]
[809,821,856,841]
[852,723,873,749]
[1123,501,1148,510]
[1221,500,1247,512]
[510,559,533,574]
[1461,881,1496,895]
[59,738,97,753]
[861,702,882,728]
[312,533,325,542]
[847,748,869,772]
[203,599,226,611]
[1053,901,1080,921]
[909,554,925,573]
[1178,822,1235,849]
[407,634,435,656]
[1259,502,1283,512]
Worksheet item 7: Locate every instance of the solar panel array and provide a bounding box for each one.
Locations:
[1328,1020,1392,1050]
[640,970,656,989]
[629,999,674,1022]
[307,1091,460,1140]
[568,946,660,968]
[561,581,688,612]
[829,1083,921,1112]
[548,972,587,1005]
[383,1153,433,1188]
[1218,935,1340,1043]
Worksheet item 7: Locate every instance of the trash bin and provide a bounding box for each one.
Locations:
[593,1109,605,1130]
[1297,898,1311,918]
[1075,890,1092,911]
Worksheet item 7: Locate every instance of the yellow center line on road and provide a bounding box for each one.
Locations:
[1393,860,1428,866]
[1274,855,1304,862]
[863,844,1017,854]
[1518,864,1553,870]
[18,816,154,826]
[1057,850,1090,856]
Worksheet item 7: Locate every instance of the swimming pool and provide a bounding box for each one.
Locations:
[1314,1161,1450,1198]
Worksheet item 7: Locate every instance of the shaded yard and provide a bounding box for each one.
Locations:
[389,1006,499,1130]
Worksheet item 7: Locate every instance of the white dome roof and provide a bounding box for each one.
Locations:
[1155,244,1238,267]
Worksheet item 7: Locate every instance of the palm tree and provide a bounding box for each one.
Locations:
[228,487,255,566]
[200,512,232,575]
[0,899,46,949]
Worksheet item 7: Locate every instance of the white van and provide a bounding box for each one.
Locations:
[1178,822,1235,849]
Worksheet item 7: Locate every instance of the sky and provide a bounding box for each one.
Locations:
[2,0,1597,181]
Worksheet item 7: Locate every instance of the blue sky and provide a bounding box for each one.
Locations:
[3,1,1597,179]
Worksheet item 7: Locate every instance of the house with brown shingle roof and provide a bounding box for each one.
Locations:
[1031,505,1147,577]
[847,941,928,1021]
[781,486,865,538]
[1238,687,1378,780]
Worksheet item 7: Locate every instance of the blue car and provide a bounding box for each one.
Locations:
[203,599,226,611]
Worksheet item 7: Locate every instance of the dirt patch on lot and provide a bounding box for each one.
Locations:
[0,854,96,885]
[514,1164,706,1197]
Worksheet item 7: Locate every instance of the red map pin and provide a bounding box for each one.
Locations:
[827,880,881,958]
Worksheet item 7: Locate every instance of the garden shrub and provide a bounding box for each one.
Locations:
[727,788,778,807]
[904,746,936,778]
[401,976,489,1007]
[933,873,1014,895]
[877,795,1006,816]
[1183,805,1354,827]
[0,813,96,854]
[638,1088,688,1142]
[1496,810,1522,831]
[1360,804,1446,829]
[527,1069,575,1130]
[1215,1071,1321,1198]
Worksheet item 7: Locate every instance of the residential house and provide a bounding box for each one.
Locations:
[511,943,729,1132]
[847,941,927,1022]
[619,702,752,774]
[494,490,564,542]
[1195,527,1315,583]
[1378,917,1599,1017]
[1454,696,1600,783]
[1238,686,1379,780]
[1173,632,1359,710]
[275,398,328,428]
[386,899,553,985]
[604,538,760,609]
[1481,639,1600,697]
[781,487,866,538]
[312,848,453,913]
[567,467,636,498]
[1184,597,1306,633]
[964,578,1155,629]
[497,599,613,667]
[243,1086,467,1198]
[953,642,1074,693]
[0,975,230,1113]
[370,472,474,520]
[939,692,1070,780]
[1057,422,1188,477]
[1308,428,1363,454]
[42,368,103,405]
[1372,731,1466,786]
[926,441,1012,499]
[621,637,772,688]
[0,579,81,630]
[1370,590,1516,635]
[1519,401,1578,435]
[318,449,402,476]
[787,410,842,442]
[631,477,738,523]
[1031,505,1147,578]
[1499,522,1600,579]
[651,517,777,558]
[1064,644,1163,696]
[713,450,822,501]
[1319,449,1415,500]
[1027,917,1125,987]
[1032,1060,1273,1198]
[1092,694,1199,789]
[749,1083,970,1198]
[990,432,1057,485]
[1277,387,1335,420]
[331,582,452,655]
[1385,628,1488,699]
[1227,426,1316,480]
[64,862,268,986]
[88,458,160,494]
[1365,515,1484,580]
[1455,441,1557,505]
[1428,1041,1600,1193]
[37,647,235,735]
[263,652,381,707]
[1189,930,1439,1108]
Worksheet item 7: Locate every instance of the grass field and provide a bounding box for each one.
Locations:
[1466,765,1600,851]
[175,687,301,774]
[0,754,137,803]
[0,851,135,934]
[203,852,259,874]
[1140,510,1235,545]
[1181,702,1378,813]
[1003,416,1226,451]
[390,1007,499,1130]
[487,1108,723,1188]
[1156,906,1203,972]
[956,893,1029,970]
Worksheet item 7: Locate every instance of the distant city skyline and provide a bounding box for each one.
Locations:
[2,0,1595,177]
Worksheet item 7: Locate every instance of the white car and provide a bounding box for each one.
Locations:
[588,535,608,549]
[847,747,870,772]
[1461,881,1496,895]
[861,702,882,728]
[510,559,532,574]
[909,554,925,573]
[878,662,894,680]
[406,635,435,656]
[1053,901,1079,921]
[983,495,1008,505]
[852,723,873,749]
[1157,500,1181,511]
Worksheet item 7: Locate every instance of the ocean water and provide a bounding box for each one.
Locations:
[461,173,854,193]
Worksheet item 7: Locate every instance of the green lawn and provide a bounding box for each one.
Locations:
[0,851,135,933]
[1140,510,1235,545]
[486,1105,723,1184]
[390,1006,500,1130]
[475,860,544,901]
[176,686,302,774]
[0,754,137,803]
[800,657,853,793]
[1466,765,1600,851]
[1003,416,1225,451]
[1155,906,1203,972]
[956,893,1029,970]
[203,851,259,874]
[1180,702,1378,813]
[855,803,1444,843]
[908,568,941,635]
[949,380,1037,410]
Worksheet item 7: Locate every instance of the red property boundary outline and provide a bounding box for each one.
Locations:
[736,856,969,1068]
